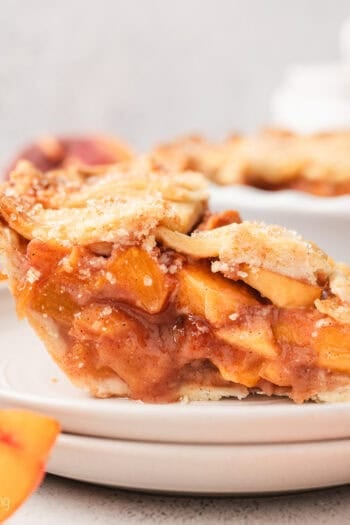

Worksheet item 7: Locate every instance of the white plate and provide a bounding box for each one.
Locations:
[48,432,350,494]
[210,185,350,263]
[2,287,350,444]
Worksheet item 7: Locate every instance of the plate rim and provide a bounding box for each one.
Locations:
[47,431,350,494]
[2,384,350,444]
[209,184,350,215]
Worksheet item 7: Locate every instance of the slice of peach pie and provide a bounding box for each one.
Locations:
[1,159,350,403]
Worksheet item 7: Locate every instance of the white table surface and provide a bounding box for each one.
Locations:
[8,475,350,524]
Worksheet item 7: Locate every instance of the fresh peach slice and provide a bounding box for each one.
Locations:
[177,263,258,325]
[314,325,350,374]
[107,247,170,314]
[0,410,59,522]
[240,265,321,308]
[216,318,279,359]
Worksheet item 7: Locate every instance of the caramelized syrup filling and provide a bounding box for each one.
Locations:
[14,235,350,403]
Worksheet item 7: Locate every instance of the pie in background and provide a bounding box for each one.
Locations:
[1,158,350,403]
[153,129,350,196]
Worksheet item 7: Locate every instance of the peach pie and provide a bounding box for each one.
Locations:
[2,159,350,403]
[154,129,350,196]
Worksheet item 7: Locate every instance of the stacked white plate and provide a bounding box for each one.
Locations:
[1,185,350,494]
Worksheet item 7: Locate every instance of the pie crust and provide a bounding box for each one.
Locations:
[2,159,350,403]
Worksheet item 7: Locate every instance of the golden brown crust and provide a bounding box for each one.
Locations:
[157,222,333,286]
[0,158,208,246]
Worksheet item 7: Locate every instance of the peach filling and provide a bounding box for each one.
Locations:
[19,241,350,402]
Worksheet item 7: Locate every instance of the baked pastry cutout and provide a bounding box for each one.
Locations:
[2,158,350,403]
[154,129,350,196]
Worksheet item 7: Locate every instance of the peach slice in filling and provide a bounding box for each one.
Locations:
[216,317,279,360]
[314,325,350,374]
[177,262,258,325]
[259,360,292,387]
[105,247,171,314]
[31,281,80,325]
[262,309,350,399]
[239,264,322,308]
[213,351,263,388]
[25,242,173,320]
[272,308,321,348]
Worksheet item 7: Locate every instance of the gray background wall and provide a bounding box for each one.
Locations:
[0,0,349,164]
